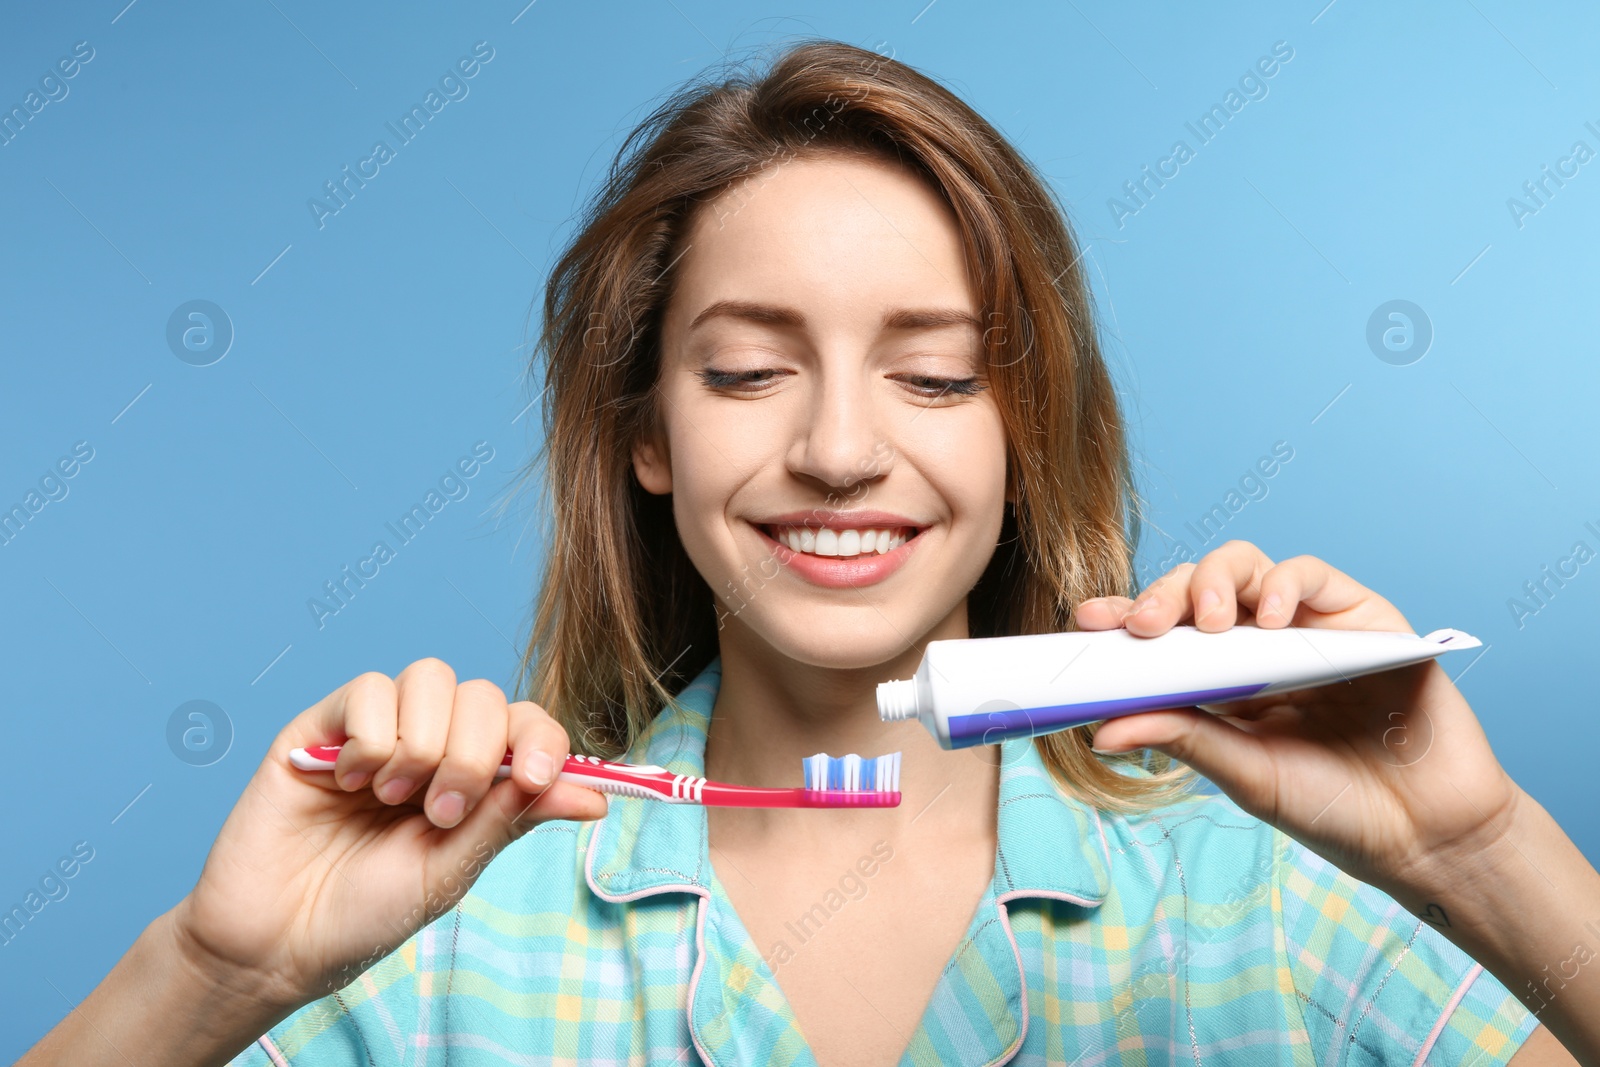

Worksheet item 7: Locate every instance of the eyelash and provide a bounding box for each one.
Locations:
[696,368,779,389]
[899,373,982,398]
[695,368,983,399]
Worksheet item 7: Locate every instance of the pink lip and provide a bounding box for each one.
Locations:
[754,508,927,530]
[753,522,921,589]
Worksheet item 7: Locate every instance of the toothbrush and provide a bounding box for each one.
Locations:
[288,745,902,808]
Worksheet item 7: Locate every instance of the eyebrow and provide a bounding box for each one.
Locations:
[687,299,982,333]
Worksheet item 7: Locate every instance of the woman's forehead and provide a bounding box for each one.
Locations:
[666,156,976,335]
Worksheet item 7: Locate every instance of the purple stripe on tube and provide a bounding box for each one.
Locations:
[945,682,1270,748]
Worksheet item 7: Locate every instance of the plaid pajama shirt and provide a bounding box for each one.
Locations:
[229,657,1538,1065]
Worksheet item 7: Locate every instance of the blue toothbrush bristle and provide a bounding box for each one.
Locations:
[803,751,901,792]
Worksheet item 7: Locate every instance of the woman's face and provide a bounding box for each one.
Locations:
[635,153,1009,669]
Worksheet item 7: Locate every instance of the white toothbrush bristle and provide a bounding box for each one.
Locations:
[804,752,827,790]
[800,751,902,793]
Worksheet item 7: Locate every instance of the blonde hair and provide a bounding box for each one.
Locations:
[511,38,1194,812]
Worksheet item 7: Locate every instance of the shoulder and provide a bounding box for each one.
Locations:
[1100,784,1285,904]
[451,816,614,946]
[474,816,592,902]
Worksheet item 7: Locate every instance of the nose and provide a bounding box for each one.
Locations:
[787,364,892,498]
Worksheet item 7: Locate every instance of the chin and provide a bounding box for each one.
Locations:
[727,604,930,672]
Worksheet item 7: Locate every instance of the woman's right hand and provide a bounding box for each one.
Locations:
[170,658,609,1012]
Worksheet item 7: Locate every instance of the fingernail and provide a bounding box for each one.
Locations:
[527,750,556,787]
[1196,589,1221,622]
[1122,598,1150,621]
[378,777,413,804]
[433,791,466,826]
[343,770,370,791]
[1262,593,1283,619]
[1091,741,1130,755]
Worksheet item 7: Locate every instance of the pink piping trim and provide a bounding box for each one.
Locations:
[985,888,1103,1067]
[996,887,1102,910]
[991,900,1029,1067]
[1413,963,1482,1067]
[581,808,719,1063]
[686,893,717,1067]
[583,810,704,904]
[258,1035,290,1067]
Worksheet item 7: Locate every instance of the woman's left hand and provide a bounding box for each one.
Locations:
[1075,539,1520,907]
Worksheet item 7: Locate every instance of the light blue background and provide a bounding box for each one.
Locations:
[3,0,1596,1053]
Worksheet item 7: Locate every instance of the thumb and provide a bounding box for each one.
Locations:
[427,778,610,888]
[1091,708,1276,810]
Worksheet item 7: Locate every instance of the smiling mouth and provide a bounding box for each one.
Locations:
[761,524,920,559]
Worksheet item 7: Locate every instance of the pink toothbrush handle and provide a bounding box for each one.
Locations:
[291,745,693,801]
[287,744,899,807]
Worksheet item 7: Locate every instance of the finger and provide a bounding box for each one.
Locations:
[423,680,511,829]
[462,777,610,859]
[1189,541,1274,633]
[506,700,574,796]
[1090,708,1278,814]
[374,658,457,806]
[329,672,398,792]
[1252,555,1410,631]
[413,776,610,922]
[1074,596,1134,631]
[502,779,609,828]
[1121,563,1196,635]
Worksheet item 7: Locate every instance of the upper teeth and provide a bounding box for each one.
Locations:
[772,525,911,557]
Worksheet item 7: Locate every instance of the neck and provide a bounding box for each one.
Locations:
[702,600,1000,851]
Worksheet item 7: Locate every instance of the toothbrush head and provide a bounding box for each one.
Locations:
[799,751,902,807]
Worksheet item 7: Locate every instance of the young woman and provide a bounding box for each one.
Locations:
[22,39,1600,1067]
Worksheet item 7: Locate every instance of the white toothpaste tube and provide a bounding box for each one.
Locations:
[877,625,1481,749]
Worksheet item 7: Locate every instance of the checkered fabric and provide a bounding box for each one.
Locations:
[228,656,1537,1065]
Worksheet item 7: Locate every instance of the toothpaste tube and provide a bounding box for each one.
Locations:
[877,625,1480,749]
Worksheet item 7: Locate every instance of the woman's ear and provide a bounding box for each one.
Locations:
[632,430,672,495]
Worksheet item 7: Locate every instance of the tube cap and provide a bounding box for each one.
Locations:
[877,678,918,722]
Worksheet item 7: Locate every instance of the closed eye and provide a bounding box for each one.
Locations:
[892,373,983,399]
[695,367,983,399]
[695,367,788,391]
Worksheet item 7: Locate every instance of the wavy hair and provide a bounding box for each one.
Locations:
[511,38,1194,812]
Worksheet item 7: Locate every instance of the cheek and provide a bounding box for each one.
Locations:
[662,406,771,557]
[913,407,1008,525]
